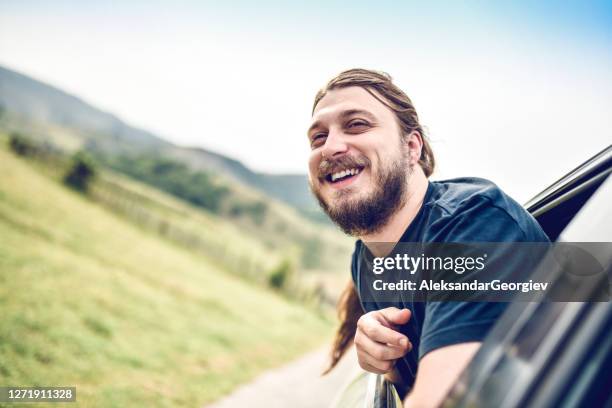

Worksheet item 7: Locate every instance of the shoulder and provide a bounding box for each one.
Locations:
[428,177,510,215]
[424,177,548,242]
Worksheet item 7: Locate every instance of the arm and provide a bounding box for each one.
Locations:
[403,342,480,408]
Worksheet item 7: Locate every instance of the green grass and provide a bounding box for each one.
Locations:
[0,147,332,407]
[1,123,354,300]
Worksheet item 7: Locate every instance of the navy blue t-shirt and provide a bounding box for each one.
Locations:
[350,177,549,391]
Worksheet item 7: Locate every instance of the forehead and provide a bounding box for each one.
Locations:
[311,86,395,124]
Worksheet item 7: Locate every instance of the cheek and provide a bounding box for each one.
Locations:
[308,154,320,180]
[367,151,383,175]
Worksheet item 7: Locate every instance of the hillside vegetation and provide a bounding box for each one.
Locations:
[3,131,353,300]
[0,64,355,300]
[0,64,320,215]
[0,143,332,407]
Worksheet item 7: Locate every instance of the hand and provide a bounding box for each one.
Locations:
[355,307,412,374]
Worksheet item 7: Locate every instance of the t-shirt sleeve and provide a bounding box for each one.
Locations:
[419,301,507,358]
[418,198,529,359]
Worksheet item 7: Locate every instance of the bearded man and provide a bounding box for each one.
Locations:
[307,69,549,407]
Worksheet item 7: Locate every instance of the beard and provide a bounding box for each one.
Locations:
[311,152,410,237]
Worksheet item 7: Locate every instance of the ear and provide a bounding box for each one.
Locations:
[403,130,423,166]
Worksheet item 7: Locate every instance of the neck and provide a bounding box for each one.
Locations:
[361,166,428,256]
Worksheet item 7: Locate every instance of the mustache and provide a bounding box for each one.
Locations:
[317,154,371,179]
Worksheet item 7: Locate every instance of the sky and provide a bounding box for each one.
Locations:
[1,1,611,202]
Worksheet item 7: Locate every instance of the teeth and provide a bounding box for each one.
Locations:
[330,168,361,182]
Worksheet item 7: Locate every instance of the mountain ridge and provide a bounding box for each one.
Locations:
[0,64,318,212]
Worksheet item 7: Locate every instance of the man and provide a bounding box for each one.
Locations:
[307,69,549,407]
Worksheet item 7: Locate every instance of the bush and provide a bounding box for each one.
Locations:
[228,200,269,225]
[8,132,37,156]
[99,154,229,213]
[64,152,96,192]
[268,259,294,290]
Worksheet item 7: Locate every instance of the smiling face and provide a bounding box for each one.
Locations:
[308,86,412,236]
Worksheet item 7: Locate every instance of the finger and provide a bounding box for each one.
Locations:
[359,358,385,374]
[379,307,411,327]
[357,348,395,374]
[358,316,409,347]
[360,360,388,375]
[356,330,411,361]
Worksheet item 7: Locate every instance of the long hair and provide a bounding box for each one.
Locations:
[317,68,435,373]
[322,280,363,374]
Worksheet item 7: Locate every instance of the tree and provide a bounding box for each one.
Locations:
[8,132,36,156]
[268,258,294,290]
[64,152,96,192]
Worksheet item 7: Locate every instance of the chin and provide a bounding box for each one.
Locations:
[329,187,367,207]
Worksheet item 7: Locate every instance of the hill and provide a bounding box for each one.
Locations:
[0,65,353,285]
[0,65,355,300]
[0,141,332,407]
[0,64,318,213]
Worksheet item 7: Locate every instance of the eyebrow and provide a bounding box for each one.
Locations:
[307,109,377,138]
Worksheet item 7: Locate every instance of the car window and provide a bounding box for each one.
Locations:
[528,146,611,241]
[443,166,611,408]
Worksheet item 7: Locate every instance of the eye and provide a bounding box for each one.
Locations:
[346,119,369,130]
[310,133,327,149]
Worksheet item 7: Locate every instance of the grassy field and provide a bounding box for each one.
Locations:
[0,118,354,301]
[0,146,333,407]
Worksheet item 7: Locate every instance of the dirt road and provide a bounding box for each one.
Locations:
[204,345,360,408]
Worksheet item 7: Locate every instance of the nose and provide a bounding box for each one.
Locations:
[320,129,349,158]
